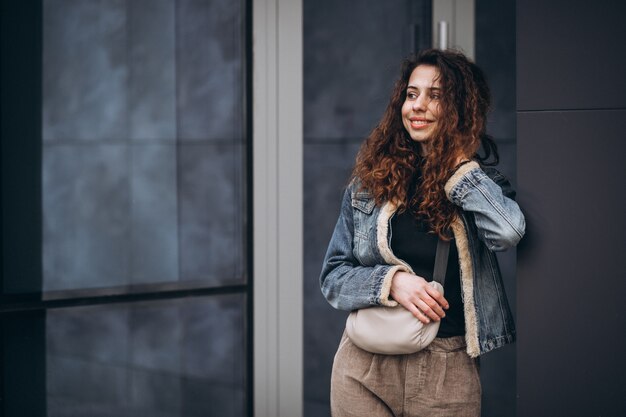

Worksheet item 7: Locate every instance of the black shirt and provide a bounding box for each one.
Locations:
[390,209,465,338]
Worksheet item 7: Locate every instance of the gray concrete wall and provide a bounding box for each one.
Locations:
[516,0,626,415]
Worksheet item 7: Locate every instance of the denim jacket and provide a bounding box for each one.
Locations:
[320,161,526,357]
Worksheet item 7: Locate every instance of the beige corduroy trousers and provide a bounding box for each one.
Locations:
[330,332,481,417]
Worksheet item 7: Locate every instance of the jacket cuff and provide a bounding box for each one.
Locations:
[379,265,409,307]
[444,161,480,200]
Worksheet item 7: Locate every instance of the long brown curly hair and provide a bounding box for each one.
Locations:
[352,49,498,239]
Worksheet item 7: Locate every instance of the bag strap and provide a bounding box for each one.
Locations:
[432,238,451,286]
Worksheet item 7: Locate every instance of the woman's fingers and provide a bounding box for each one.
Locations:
[406,303,432,324]
[401,289,447,323]
[425,284,449,310]
[390,271,449,322]
[415,298,445,322]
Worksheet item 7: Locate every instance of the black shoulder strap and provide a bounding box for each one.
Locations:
[433,238,451,286]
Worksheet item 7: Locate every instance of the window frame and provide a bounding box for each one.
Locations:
[252,0,304,416]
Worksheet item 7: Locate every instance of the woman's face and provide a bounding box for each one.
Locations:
[401,65,442,153]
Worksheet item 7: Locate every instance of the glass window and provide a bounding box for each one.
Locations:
[40,0,247,296]
[45,295,246,416]
[0,1,251,416]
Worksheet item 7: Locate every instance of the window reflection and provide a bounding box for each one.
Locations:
[41,0,246,294]
[46,295,246,416]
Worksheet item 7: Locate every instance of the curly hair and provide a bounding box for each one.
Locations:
[352,49,498,239]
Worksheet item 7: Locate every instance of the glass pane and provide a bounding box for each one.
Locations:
[45,294,247,416]
[302,1,432,416]
[40,0,246,295]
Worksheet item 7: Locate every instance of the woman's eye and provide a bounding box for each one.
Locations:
[407,92,417,99]
[430,93,440,100]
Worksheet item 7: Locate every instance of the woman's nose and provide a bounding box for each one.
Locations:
[412,95,427,111]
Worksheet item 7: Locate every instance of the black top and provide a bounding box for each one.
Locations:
[390,209,465,338]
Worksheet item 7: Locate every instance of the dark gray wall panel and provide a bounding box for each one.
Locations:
[303,0,431,141]
[480,344,515,417]
[517,0,626,111]
[476,0,516,140]
[303,142,359,416]
[517,110,626,416]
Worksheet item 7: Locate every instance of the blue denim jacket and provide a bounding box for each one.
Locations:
[320,161,526,357]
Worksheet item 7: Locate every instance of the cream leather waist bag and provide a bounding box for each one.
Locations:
[345,239,450,355]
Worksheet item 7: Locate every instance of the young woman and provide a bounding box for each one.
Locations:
[319,49,525,416]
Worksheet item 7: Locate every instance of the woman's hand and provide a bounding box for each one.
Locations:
[390,271,449,324]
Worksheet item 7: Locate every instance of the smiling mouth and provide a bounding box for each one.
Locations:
[409,119,433,129]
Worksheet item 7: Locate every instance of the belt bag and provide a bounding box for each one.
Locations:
[345,239,450,355]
